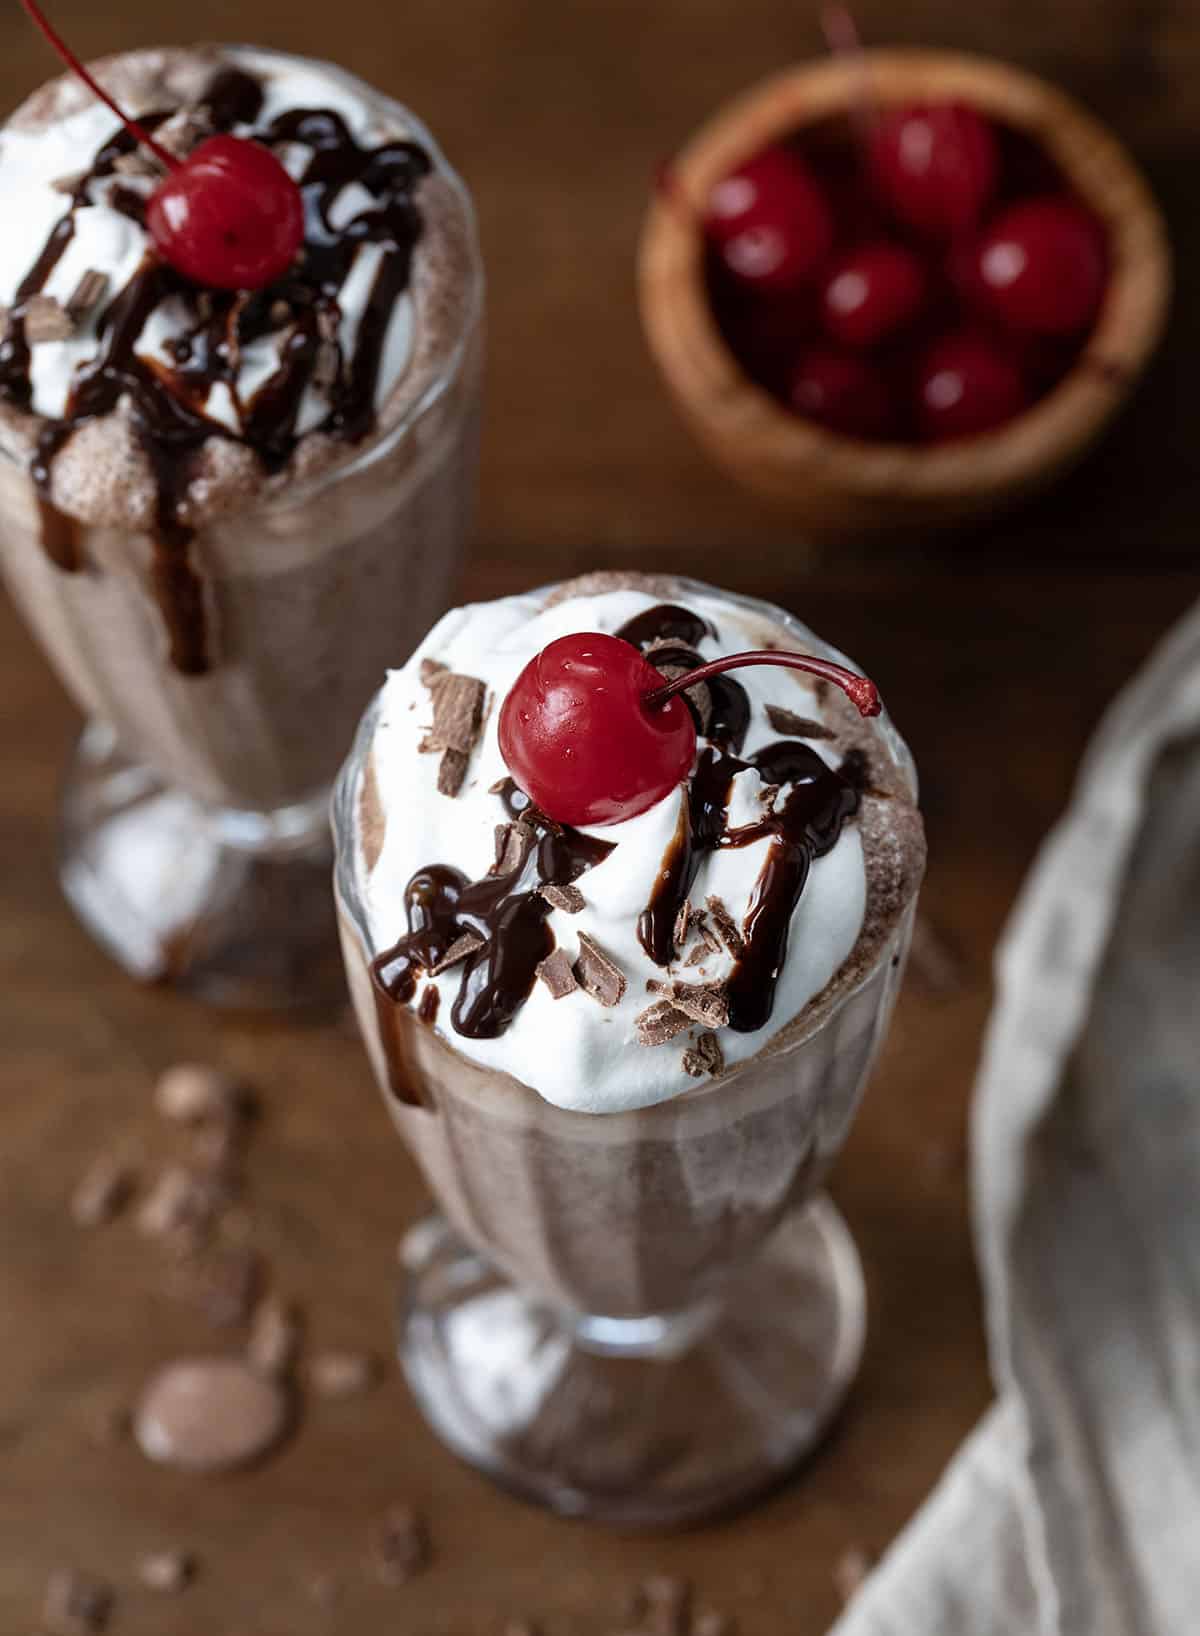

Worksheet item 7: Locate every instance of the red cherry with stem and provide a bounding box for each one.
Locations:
[788,346,896,440]
[18,0,304,291]
[915,329,1028,442]
[970,197,1106,336]
[869,102,998,239]
[820,241,928,349]
[707,147,833,296]
[498,633,880,828]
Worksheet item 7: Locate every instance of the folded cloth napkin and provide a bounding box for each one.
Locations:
[833,599,1200,1636]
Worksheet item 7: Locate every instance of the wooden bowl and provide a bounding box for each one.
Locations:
[638,50,1171,541]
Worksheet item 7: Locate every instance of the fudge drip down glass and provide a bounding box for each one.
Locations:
[335,571,925,1524]
[0,44,482,1003]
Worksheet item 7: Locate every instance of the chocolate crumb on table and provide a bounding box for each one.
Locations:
[437,747,470,796]
[573,932,626,1006]
[42,1568,114,1635]
[70,1154,136,1228]
[136,1549,196,1594]
[306,1350,379,1398]
[154,1062,248,1125]
[370,1504,431,1585]
[247,1295,304,1380]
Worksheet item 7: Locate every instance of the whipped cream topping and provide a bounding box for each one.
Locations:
[361,587,869,1115]
[0,48,417,434]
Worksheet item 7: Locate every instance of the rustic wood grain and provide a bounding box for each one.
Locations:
[1,0,1199,1631]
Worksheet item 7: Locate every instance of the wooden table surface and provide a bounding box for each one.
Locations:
[2,1,1199,1631]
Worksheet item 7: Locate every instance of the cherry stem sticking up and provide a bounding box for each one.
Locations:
[18,0,181,173]
[644,650,882,718]
[821,4,876,142]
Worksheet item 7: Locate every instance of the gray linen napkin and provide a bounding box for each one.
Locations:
[833,599,1200,1636]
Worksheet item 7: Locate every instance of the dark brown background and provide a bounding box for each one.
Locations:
[2,1,1197,1631]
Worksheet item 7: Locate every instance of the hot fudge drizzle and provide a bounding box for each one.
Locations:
[0,62,432,673]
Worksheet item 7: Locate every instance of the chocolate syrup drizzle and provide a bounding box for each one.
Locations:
[616,604,860,1035]
[371,602,863,1058]
[0,65,431,673]
[371,781,614,1040]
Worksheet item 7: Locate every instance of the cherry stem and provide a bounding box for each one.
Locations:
[821,5,877,143]
[18,0,180,173]
[644,650,882,718]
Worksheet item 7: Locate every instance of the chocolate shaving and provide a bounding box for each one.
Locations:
[428,930,484,975]
[673,899,691,950]
[684,944,709,968]
[573,932,626,1007]
[635,999,691,1046]
[436,748,469,797]
[536,947,578,999]
[23,294,74,343]
[307,1350,379,1398]
[247,1296,304,1379]
[113,148,160,177]
[540,882,585,913]
[422,671,486,755]
[65,269,109,323]
[71,1155,135,1228]
[487,775,509,794]
[136,1549,195,1595]
[765,704,835,740]
[705,895,745,958]
[312,339,340,390]
[51,170,86,194]
[492,820,534,876]
[663,982,729,1029]
[682,1031,725,1079]
[648,642,713,736]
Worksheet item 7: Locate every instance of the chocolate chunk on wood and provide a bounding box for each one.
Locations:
[247,1296,304,1379]
[635,999,691,1046]
[71,1155,135,1227]
[24,293,74,342]
[642,1574,692,1636]
[682,1031,725,1079]
[536,948,578,999]
[428,929,484,975]
[155,1062,249,1124]
[437,747,469,796]
[540,881,584,913]
[136,1166,219,1242]
[371,1504,431,1585]
[135,1357,292,1474]
[136,1550,195,1594]
[765,703,835,739]
[573,932,626,1007]
[307,1350,379,1398]
[705,895,745,957]
[42,1568,114,1634]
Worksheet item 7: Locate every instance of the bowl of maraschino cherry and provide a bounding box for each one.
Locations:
[639,45,1170,541]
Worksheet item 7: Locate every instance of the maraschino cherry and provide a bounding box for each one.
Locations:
[820,241,928,349]
[869,102,998,239]
[788,346,895,439]
[498,632,880,828]
[19,0,304,290]
[915,329,1027,442]
[969,196,1106,336]
[706,146,834,296]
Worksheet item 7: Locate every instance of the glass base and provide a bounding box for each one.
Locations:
[397,1195,866,1527]
[58,721,342,1010]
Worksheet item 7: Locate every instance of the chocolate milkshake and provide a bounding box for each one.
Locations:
[334,571,924,1521]
[0,44,481,995]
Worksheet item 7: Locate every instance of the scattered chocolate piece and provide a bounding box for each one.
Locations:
[70,1155,135,1228]
[23,293,74,343]
[833,1545,873,1604]
[135,1357,292,1474]
[191,1246,263,1329]
[113,148,159,177]
[65,269,109,324]
[540,881,585,913]
[421,670,487,756]
[370,1504,431,1585]
[487,775,510,794]
[42,1568,114,1635]
[155,109,210,159]
[315,304,340,343]
[705,895,745,958]
[765,704,835,739]
[428,929,485,976]
[635,999,691,1046]
[642,1574,692,1636]
[573,932,626,1007]
[693,1612,736,1636]
[663,982,729,1029]
[50,170,86,194]
[136,1166,218,1243]
[536,947,579,1000]
[682,1031,725,1079]
[307,1350,379,1399]
[436,747,469,797]
[419,657,447,687]
[312,339,340,391]
[154,1062,247,1125]
[684,944,709,969]
[247,1296,304,1380]
[673,899,691,950]
[136,1549,195,1594]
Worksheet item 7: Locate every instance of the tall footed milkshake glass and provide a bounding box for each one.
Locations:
[334,572,925,1524]
[0,43,482,1005]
